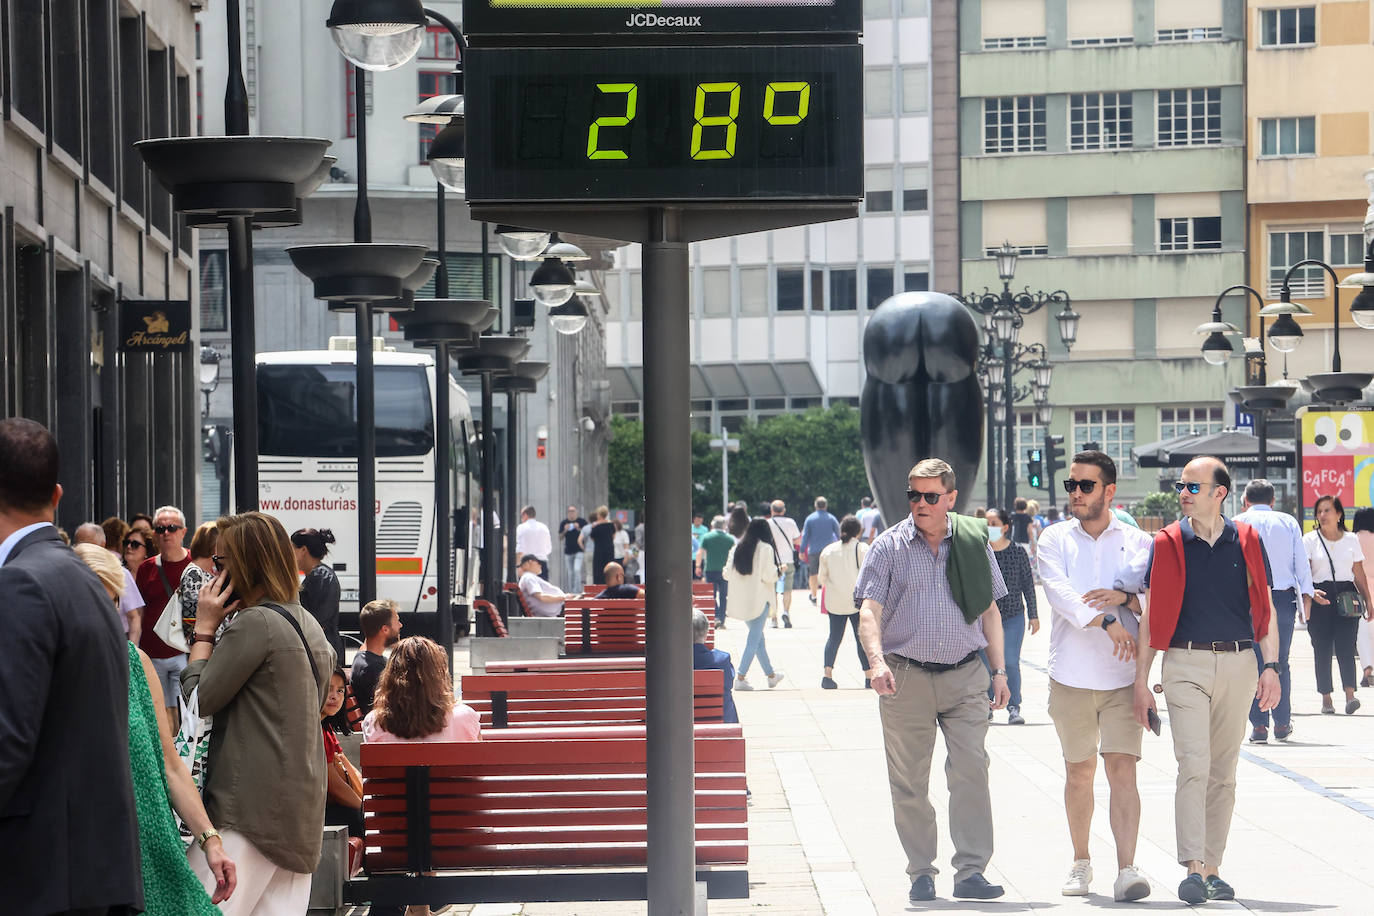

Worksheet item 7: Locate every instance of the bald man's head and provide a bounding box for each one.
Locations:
[603,561,625,586]
[74,523,106,546]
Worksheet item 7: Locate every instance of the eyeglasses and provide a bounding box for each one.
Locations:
[124,538,148,550]
[1173,481,1212,495]
[153,524,183,534]
[211,554,226,572]
[906,490,943,505]
[1062,479,1098,494]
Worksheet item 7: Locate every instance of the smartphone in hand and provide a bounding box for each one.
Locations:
[1147,707,1162,736]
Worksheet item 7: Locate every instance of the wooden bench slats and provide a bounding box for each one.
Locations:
[560,598,716,654]
[360,737,744,770]
[365,798,748,830]
[459,670,725,729]
[367,822,748,850]
[366,841,750,872]
[363,784,747,813]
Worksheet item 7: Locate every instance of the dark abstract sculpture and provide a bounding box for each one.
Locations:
[861,292,984,516]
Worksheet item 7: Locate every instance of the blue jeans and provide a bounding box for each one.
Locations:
[562,552,583,591]
[738,604,774,678]
[1252,589,1297,728]
[705,569,728,624]
[979,613,1026,708]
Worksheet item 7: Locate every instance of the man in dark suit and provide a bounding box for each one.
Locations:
[0,418,143,915]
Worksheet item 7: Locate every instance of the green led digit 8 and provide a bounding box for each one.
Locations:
[583,80,812,163]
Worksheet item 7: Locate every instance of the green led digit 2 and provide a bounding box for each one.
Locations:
[586,83,638,160]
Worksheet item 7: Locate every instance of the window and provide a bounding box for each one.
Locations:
[258,365,433,458]
[147,49,172,236]
[903,165,929,211]
[1159,406,1224,440]
[200,250,228,332]
[87,0,117,187]
[1068,36,1131,46]
[702,269,731,317]
[777,268,805,311]
[867,267,894,310]
[983,36,1047,49]
[1268,230,1324,297]
[901,66,928,114]
[1259,117,1315,157]
[418,24,458,60]
[1069,92,1132,151]
[791,397,823,409]
[830,269,858,311]
[740,268,768,316]
[1158,216,1222,252]
[52,0,82,160]
[865,68,893,116]
[13,0,43,125]
[1332,232,1365,268]
[1073,408,1135,477]
[1157,88,1221,147]
[865,167,893,213]
[1156,27,1222,41]
[1260,7,1316,47]
[811,269,826,310]
[628,272,643,319]
[863,0,891,17]
[118,16,146,214]
[901,0,928,14]
[1015,411,1046,482]
[904,270,930,291]
[984,245,1048,257]
[984,96,1047,153]
[417,70,458,161]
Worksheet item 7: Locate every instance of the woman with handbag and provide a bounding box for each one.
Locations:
[817,515,873,690]
[1302,494,1373,715]
[184,512,336,915]
[723,518,786,691]
[321,668,364,838]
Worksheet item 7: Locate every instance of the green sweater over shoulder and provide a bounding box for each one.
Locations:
[946,513,993,625]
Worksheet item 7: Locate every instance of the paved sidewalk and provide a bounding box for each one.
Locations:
[420,593,1374,914]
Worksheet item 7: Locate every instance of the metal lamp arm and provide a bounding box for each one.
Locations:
[1281,258,1342,371]
[424,7,469,58]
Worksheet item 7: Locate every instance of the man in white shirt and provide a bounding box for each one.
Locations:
[1036,450,1154,903]
[858,496,883,542]
[767,500,801,628]
[515,505,553,580]
[517,554,569,618]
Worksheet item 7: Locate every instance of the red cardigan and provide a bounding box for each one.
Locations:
[1147,519,1271,651]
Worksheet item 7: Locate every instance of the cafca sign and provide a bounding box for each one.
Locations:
[118,300,191,352]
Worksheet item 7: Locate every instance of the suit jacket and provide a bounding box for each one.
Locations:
[0,527,143,915]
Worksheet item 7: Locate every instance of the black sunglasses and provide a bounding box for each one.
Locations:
[1063,479,1098,494]
[153,524,183,534]
[906,490,943,505]
[1173,481,1211,495]
[124,538,148,550]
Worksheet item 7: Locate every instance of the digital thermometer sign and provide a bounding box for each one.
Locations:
[463,0,860,37]
[464,45,861,204]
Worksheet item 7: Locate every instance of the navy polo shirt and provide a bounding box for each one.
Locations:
[1146,517,1272,644]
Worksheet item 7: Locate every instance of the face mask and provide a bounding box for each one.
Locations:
[986,526,1004,542]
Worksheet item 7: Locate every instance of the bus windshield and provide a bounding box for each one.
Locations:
[258,364,434,457]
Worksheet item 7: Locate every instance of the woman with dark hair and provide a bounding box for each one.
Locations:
[982,507,1038,725]
[1302,494,1373,715]
[184,512,336,913]
[1353,508,1374,686]
[321,667,363,838]
[581,507,617,585]
[817,515,872,689]
[293,527,343,664]
[728,504,750,539]
[123,527,152,572]
[722,517,786,691]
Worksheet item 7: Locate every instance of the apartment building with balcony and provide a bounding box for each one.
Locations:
[959,0,1247,504]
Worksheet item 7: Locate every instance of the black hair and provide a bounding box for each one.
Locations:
[1071,450,1117,486]
[732,517,778,576]
[1314,493,1347,532]
[1352,507,1374,534]
[322,667,352,735]
[984,506,1005,525]
[728,505,750,538]
[0,418,59,514]
[290,527,336,560]
[839,514,861,542]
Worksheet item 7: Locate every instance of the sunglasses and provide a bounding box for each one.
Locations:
[211,554,226,573]
[906,490,944,505]
[1173,481,1212,495]
[1062,479,1098,494]
[153,524,183,534]
[124,538,148,550]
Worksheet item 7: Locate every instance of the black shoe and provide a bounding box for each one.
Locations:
[1346,697,1361,715]
[808,593,818,604]
[1178,873,1207,905]
[782,613,792,628]
[1275,722,1294,741]
[1249,725,1268,744]
[953,874,1004,899]
[1007,705,1025,725]
[1204,875,1234,901]
[821,676,838,689]
[909,875,936,902]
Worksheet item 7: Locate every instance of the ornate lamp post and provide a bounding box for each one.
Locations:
[1271,258,1374,404]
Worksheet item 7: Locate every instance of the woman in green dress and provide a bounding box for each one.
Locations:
[74,543,236,913]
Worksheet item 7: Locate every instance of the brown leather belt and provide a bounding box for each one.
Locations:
[1169,639,1253,652]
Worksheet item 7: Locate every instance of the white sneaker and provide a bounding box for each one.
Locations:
[766,671,786,689]
[1062,859,1092,896]
[734,676,754,691]
[1113,865,1151,902]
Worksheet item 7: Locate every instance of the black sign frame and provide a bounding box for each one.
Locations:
[118,300,192,353]
[462,0,861,40]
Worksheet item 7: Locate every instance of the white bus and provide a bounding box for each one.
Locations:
[254,345,478,623]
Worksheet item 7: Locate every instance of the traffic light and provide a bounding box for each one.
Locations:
[1044,433,1066,481]
[1027,448,1044,489]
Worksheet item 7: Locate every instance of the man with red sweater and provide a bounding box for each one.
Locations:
[1134,457,1280,905]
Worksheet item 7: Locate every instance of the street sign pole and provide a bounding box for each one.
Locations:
[710,434,740,516]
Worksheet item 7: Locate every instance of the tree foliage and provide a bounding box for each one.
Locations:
[1130,489,1179,524]
[605,405,871,523]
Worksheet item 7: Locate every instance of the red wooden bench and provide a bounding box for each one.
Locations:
[344,724,748,907]
[563,597,715,654]
[461,669,725,728]
[484,656,646,674]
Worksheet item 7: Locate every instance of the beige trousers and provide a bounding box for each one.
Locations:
[878,654,994,882]
[1161,648,1258,867]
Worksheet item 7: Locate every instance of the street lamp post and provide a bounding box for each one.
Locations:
[709,433,740,515]
[1271,254,1374,404]
[199,347,221,419]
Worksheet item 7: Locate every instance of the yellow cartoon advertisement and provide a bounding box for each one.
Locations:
[1296,407,1374,531]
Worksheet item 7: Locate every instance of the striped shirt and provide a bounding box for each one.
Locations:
[854,515,1008,665]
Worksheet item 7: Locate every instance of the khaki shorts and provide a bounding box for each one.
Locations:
[1048,679,1143,763]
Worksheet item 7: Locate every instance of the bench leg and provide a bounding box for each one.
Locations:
[696,879,709,916]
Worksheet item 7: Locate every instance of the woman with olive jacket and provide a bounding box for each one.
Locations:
[182,512,336,914]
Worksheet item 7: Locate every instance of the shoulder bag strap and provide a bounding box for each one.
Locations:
[263,602,323,688]
[1316,533,1341,584]
[155,556,176,599]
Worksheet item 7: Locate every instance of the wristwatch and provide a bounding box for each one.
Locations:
[991,668,1007,677]
[1262,661,1281,673]
[196,828,221,849]
[192,632,216,645]
[1100,614,1117,630]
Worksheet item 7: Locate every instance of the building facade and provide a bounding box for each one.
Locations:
[602,0,936,433]
[194,0,616,523]
[1,0,201,529]
[959,0,1248,506]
